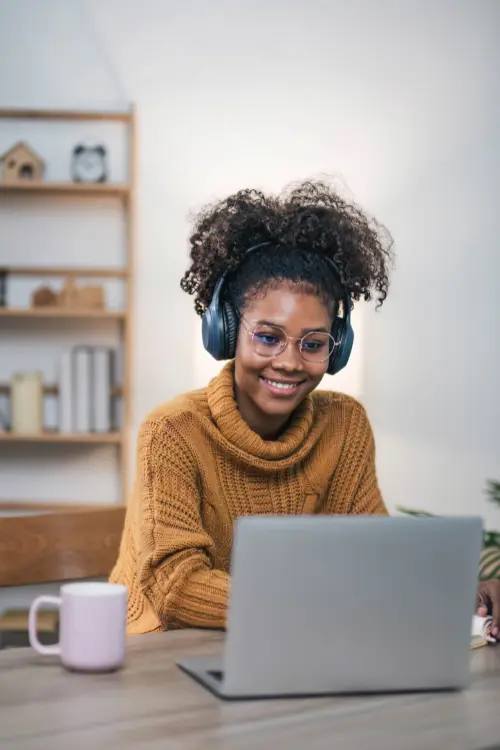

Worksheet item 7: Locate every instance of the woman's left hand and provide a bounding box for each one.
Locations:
[476,579,500,638]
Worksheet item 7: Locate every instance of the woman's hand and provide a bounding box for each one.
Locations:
[476,579,500,638]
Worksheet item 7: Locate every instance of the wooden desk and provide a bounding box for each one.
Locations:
[1,630,499,750]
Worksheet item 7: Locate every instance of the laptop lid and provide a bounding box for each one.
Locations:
[220,515,483,697]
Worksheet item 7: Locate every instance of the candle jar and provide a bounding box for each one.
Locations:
[10,372,43,434]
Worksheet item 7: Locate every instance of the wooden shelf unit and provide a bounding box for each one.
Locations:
[0,105,136,508]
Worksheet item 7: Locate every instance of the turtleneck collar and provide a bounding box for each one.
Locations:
[206,361,316,462]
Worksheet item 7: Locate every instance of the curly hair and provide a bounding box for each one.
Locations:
[180,179,394,317]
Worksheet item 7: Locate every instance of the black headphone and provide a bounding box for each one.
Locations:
[202,242,354,375]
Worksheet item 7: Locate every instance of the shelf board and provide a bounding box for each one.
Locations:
[0,306,126,319]
[0,431,122,444]
[0,383,123,397]
[0,265,129,279]
[0,181,130,197]
[0,500,122,512]
[0,107,132,122]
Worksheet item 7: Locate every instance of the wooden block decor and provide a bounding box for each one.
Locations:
[57,277,80,307]
[76,285,105,308]
[0,141,44,182]
[31,277,105,310]
[58,277,104,309]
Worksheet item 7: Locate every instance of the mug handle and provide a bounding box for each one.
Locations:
[28,595,61,656]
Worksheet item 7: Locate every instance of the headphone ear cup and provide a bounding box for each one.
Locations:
[202,289,239,361]
[202,303,225,360]
[222,301,238,359]
[327,318,354,375]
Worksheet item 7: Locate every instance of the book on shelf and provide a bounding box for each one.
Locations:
[74,347,92,433]
[59,349,73,434]
[57,345,118,434]
[92,346,114,433]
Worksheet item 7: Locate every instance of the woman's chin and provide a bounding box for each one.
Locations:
[255,391,303,417]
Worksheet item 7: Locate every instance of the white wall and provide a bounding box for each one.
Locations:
[0,0,499,608]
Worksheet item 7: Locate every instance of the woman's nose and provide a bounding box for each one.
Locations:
[272,339,305,371]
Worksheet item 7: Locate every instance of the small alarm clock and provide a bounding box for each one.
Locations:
[71,144,108,183]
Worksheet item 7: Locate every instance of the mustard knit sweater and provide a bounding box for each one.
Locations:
[110,361,387,634]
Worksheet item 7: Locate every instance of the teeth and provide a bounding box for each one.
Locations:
[264,379,298,390]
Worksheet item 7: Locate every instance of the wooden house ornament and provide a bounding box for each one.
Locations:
[0,141,44,182]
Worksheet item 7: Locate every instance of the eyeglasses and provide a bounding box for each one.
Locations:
[240,318,338,363]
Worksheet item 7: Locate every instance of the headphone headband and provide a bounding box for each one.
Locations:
[208,242,271,305]
[202,242,354,375]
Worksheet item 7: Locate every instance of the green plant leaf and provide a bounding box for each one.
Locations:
[486,479,500,508]
[396,501,500,552]
[395,506,436,518]
[483,531,500,548]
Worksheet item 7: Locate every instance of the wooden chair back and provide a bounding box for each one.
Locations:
[0,506,125,587]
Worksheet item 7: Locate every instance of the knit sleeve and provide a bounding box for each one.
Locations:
[327,400,388,516]
[135,417,230,629]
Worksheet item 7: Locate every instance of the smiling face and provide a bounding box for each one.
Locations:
[234,287,334,439]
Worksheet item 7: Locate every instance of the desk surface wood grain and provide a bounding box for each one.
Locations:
[1,630,500,750]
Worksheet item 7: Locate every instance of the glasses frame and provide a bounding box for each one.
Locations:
[239,317,338,364]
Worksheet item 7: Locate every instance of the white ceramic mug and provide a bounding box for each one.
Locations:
[29,582,127,672]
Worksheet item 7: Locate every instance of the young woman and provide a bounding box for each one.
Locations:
[111,179,500,636]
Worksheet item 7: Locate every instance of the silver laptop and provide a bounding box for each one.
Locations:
[177,515,483,699]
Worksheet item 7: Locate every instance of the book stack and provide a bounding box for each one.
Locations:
[59,346,118,433]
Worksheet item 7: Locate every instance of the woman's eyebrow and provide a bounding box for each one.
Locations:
[253,319,329,334]
[300,326,329,334]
